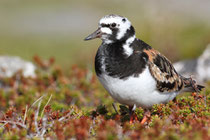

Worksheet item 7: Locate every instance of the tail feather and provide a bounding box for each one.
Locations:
[196,85,205,92]
[181,76,205,93]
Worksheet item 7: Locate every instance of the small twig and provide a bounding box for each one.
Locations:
[0,122,8,128]
[40,116,47,137]
[35,98,42,136]
[41,94,52,118]
[24,105,28,124]
[37,108,75,135]
[89,118,96,136]
[0,120,27,129]
[70,98,76,105]
[58,109,74,122]
[29,94,45,111]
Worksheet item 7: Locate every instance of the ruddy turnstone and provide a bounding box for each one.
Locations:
[174,44,210,83]
[85,14,204,123]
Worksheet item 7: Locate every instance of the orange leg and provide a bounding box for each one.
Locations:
[140,109,151,125]
[129,105,138,124]
[129,113,138,124]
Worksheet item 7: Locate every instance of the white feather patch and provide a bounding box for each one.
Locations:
[116,20,131,40]
[98,66,178,108]
[122,35,135,56]
[101,27,112,34]
[100,27,113,44]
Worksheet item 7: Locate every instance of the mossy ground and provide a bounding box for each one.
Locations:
[0,57,209,140]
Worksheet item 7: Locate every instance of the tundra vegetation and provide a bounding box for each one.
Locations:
[0,57,209,140]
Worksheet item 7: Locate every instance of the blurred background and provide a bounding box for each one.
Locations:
[0,0,210,70]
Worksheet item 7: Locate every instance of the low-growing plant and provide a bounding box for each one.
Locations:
[0,56,209,139]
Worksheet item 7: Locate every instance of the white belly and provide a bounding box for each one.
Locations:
[98,67,178,108]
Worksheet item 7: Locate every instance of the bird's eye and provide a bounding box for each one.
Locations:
[111,23,116,28]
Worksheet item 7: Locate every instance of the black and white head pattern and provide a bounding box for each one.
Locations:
[99,14,136,56]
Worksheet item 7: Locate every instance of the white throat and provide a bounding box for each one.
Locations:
[102,39,113,44]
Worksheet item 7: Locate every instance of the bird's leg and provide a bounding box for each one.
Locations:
[140,109,151,125]
[172,97,177,103]
[112,103,119,114]
[129,104,138,123]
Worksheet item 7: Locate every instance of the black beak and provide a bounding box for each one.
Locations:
[84,28,102,41]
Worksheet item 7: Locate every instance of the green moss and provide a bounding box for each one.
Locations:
[96,105,108,115]
[135,107,144,120]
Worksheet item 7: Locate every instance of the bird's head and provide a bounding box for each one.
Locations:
[84,14,135,44]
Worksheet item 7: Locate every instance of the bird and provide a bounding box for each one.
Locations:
[173,44,210,83]
[84,14,204,123]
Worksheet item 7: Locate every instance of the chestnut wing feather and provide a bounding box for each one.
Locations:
[143,49,184,92]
